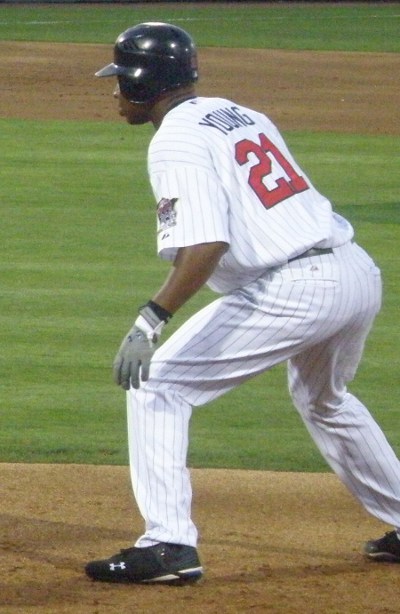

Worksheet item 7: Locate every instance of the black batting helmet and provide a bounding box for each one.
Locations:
[95,22,198,104]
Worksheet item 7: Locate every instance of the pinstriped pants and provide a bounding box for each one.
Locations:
[127,241,400,547]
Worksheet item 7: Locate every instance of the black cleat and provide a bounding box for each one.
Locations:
[85,542,203,585]
[363,530,400,562]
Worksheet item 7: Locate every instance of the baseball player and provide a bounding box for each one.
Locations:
[85,23,400,584]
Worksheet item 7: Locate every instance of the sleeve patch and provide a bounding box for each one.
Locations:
[157,197,178,230]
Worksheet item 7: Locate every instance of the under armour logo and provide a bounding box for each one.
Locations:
[109,562,126,571]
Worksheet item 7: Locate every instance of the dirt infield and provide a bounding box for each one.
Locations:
[2,464,399,614]
[1,42,399,134]
[1,42,399,613]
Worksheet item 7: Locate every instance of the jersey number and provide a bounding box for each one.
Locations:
[235,133,309,209]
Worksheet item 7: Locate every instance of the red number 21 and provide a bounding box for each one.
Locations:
[235,133,309,209]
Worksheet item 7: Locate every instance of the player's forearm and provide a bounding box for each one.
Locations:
[152,242,228,314]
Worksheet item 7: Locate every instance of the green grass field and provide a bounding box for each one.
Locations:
[1,3,399,470]
[0,3,399,51]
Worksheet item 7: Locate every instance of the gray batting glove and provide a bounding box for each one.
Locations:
[113,306,166,391]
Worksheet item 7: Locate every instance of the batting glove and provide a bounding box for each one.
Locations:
[113,302,172,391]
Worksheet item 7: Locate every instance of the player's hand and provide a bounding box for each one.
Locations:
[113,304,168,390]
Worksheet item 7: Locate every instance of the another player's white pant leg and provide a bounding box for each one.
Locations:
[288,246,400,528]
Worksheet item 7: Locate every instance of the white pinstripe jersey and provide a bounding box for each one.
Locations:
[148,97,353,293]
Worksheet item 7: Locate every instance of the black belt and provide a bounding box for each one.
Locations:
[289,247,333,263]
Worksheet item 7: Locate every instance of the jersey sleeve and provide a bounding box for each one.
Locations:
[150,163,231,262]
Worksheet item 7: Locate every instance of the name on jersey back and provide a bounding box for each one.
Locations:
[199,106,255,135]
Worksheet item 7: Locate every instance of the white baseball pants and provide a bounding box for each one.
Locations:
[127,241,400,547]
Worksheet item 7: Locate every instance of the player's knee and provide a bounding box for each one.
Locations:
[290,390,345,420]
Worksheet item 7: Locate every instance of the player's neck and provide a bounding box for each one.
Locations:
[151,86,197,129]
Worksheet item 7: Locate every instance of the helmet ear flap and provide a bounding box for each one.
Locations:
[118,76,147,103]
[118,72,157,105]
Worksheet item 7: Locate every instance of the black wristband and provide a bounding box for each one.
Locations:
[141,300,173,323]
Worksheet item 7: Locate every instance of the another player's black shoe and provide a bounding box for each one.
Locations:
[363,530,400,562]
[85,542,203,585]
